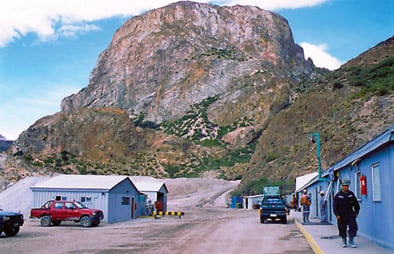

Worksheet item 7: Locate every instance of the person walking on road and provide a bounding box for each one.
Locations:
[319,190,327,223]
[300,189,311,223]
[333,179,360,248]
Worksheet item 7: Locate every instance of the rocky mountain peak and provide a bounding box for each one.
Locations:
[9,2,393,195]
[61,1,313,126]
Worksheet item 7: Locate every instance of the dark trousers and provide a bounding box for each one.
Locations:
[337,216,358,238]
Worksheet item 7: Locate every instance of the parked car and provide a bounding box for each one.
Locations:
[30,200,104,227]
[0,208,24,237]
[259,195,287,224]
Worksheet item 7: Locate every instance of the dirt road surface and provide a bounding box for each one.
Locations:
[0,177,313,253]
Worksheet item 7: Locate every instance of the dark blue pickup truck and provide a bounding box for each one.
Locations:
[259,195,287,224]
[0,209,24,237]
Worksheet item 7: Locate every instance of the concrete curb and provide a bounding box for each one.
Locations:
[294,218,324,254]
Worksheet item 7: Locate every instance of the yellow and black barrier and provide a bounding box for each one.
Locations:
[152,211,184,219]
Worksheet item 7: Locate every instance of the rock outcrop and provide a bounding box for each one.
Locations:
[61,1,314,129]
[6,2,393,195]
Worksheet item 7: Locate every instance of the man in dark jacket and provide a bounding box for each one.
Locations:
[333,179,360,248]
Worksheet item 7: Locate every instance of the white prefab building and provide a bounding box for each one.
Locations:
[243,194,264,209]
[132,180,168,212]
[30,174,144,223]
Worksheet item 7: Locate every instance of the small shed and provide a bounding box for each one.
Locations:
[30,174,144,223]
[243,194,264,209]
[132,180,168,212]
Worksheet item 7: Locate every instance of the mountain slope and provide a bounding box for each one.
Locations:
[237,36,394,194]
[4,3,393,195]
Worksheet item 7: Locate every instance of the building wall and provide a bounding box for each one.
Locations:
[159,185,168,211]
[31,178,145,223]
[106,179,142,223]
[305,180,333,220]
[355,144,394,250]
[32,189,107,213]
[307,143,394,250]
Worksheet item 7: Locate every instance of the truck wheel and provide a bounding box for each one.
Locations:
[4,226,20,237]
[80,216,92,227]
[40,215,52,227]
[282,216,287,224]
[260,216,265,224]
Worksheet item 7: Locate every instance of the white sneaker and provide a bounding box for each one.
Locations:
[341,238,347,248]
[349,238,356,248]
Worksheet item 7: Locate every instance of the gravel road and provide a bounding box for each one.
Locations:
[0,177,313,253]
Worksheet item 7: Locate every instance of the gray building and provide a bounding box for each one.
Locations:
[30,174,144,223]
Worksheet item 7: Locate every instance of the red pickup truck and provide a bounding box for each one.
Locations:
[30,200,104,227]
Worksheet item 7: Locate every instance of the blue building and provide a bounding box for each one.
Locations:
[298,127,394,250]
[31,174,145,223]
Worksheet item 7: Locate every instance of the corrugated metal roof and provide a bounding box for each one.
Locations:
[131,178,168,193]
[295,172,318,192]
[30,174,130,191]
[133,181,165,192]
[323,126,394,177]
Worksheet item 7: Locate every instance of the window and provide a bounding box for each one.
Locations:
[54,202,63,209]
[122,197,130,205]
[371,164,381,201]
[65,202,75,209]
[80,197,92,203]
[355,171,361,201]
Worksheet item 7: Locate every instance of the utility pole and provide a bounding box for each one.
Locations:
[309,132,323,180]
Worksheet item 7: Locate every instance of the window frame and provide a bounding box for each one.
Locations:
[371,163,382,202]
[355,171,361,201]
[54,202,64,209]
[122,197,130,205]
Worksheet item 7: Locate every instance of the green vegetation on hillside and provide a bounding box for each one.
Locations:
[346,56,394,97]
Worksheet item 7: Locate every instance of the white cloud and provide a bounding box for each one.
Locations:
[300,42,343,70]
[0,0,178,47]
[0,0,328,47]
[220,0,328,10]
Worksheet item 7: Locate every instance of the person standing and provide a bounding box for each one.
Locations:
[333,179,360,248]
[300,189,311,223]
[291,194,298,212]
[319,190,327,223]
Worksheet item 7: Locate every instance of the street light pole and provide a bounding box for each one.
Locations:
[310,132,322,180]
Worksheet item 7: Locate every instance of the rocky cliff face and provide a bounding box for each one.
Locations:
[6,2,393,195]
[61,1,313,128]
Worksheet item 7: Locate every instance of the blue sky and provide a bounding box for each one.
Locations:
[0,0,393,140]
